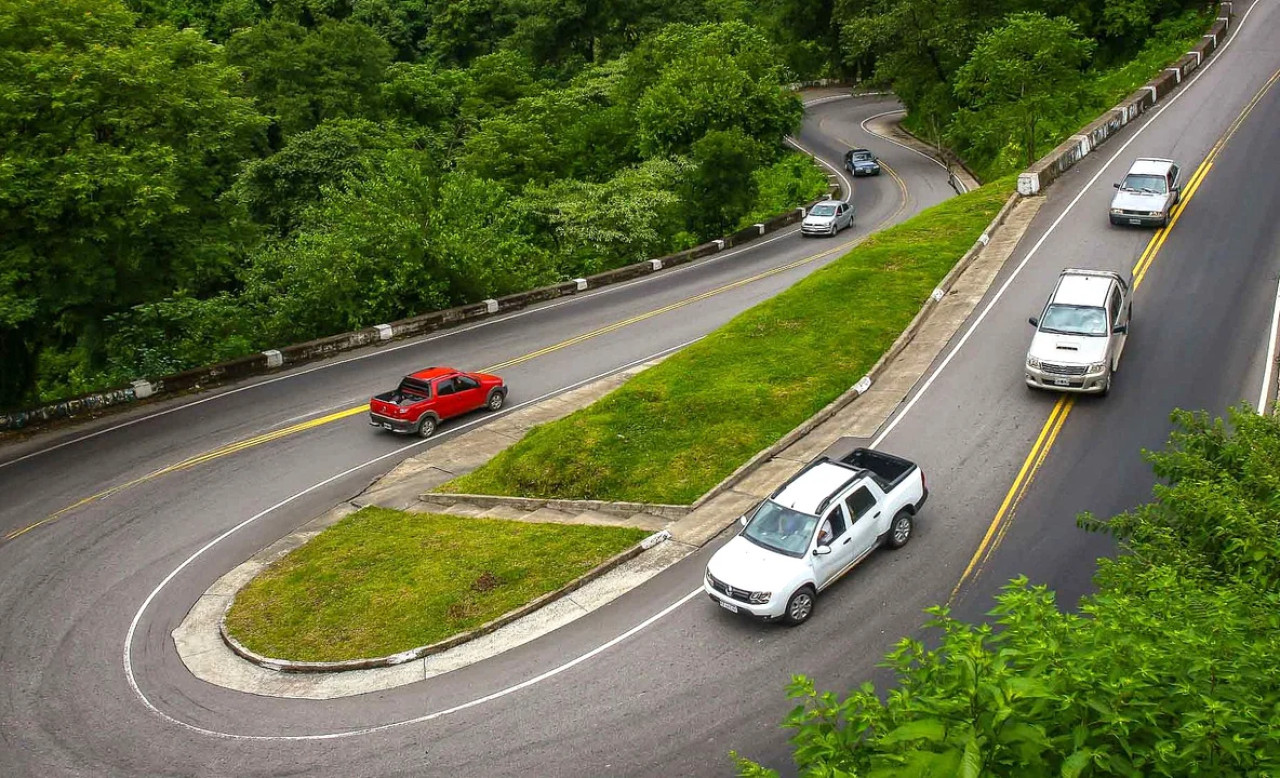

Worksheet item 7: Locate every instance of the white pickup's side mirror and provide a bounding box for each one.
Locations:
[739,515,748,527]
[814,545,832,556]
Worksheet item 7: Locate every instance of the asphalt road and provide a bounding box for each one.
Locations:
[0,95,955,776]
[4,5,1279,766]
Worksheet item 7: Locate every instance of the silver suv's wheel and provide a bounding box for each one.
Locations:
[783,586,816,626]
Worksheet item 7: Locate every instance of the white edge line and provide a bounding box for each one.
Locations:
[871,0,1260,449]
[787,136,853,201]
[859,108,967,193]
[124,339,707,741]
[1257,278,1280,412]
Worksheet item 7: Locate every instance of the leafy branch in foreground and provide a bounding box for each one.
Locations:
[742,405,1280,777]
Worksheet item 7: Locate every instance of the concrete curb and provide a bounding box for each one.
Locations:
[689,189,1022,512]
[219,528,672,673]
[418,493,691,523]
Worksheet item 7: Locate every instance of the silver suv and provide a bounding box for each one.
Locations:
[1109,158,1181,227]
[1025,269,1131,395]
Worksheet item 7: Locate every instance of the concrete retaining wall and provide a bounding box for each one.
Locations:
[1017,2,1232,196]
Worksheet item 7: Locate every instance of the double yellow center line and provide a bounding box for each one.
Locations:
[7,235,860,542]
[952,65,1280,598]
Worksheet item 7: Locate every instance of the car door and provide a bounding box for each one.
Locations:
[810,503,855,589]
[1109,280,1130,367]
[843,485,883,560]
[432,377,461,418]
[453,374,485,413]
[1168,163,1181,204]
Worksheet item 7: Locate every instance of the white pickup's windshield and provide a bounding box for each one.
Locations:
[1121,173,1167,194]
[742,500,817,557]
[809,204,836,216]
[1040,304,1108,336]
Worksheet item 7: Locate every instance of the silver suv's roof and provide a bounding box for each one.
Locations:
[771,461,857,514]
[1052,269,1116,307]
[1127,158,1174,176]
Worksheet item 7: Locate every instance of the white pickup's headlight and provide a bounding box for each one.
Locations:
[749,591,772,604]
[1088,362,1107,374]
[1026,356,1042,369]
[1110,208,1123,215]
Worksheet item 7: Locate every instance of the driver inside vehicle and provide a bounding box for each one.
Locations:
[817,518,833,546]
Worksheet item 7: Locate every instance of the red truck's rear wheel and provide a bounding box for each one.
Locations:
[418,416,437,438]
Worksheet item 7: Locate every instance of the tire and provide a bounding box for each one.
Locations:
[1098,375,1112,397]
[887,510,914,550]
[486,389,505,411]
[417,415,437,438]
[783,586,816,626]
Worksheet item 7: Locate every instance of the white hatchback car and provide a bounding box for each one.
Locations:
[1025,268,1131,395]
[1109,158,1182,227]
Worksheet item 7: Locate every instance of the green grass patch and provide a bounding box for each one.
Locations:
[223,508,649,662]
[447,178,1013,505]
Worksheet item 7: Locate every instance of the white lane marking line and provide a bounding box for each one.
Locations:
[871,0,1262,449]
[859,108,967,193]
[124,341,707,739]
[1257,278,1280,412]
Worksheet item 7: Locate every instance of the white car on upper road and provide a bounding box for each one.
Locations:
[1025,268,1131,395]
[1109,157,1182,227]
[801,199,855,237]
[704,448,927,626]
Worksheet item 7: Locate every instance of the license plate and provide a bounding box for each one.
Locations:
[382,423,393,430]
[1129,218,1141,225]
[1053,378,1071,387]
[718,599,739,614]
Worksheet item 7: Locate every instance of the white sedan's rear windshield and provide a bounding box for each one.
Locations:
[1040,304,1107,336]
[743,500,817,557]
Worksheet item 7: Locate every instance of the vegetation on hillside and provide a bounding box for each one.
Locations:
[0,0,830,409]
[737,406,1280,776]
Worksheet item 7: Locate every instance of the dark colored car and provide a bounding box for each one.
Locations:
[844,148,881,177]
[369,367,507,438]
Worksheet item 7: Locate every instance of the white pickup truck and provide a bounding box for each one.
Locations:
[704,448,928,625]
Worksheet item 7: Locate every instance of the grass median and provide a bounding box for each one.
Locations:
[446,178,1013,505]
[223,507,649,662]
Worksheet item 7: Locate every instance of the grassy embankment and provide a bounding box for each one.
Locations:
[446,178,1013,506]
[224,508,648,662]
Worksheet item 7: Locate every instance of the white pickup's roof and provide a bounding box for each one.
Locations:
[771,461,857,514]
[1053,271,1112,307]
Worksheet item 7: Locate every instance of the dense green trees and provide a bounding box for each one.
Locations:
[2,0,827,408]
[741,406,1280,776]
[836,0,1208,176]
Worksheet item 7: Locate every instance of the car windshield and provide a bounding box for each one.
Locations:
[853,151,873,161]
[1039,304,1108,336]
[742,500,818,557]
[809,204,836,216]
[1121,173,1167,194]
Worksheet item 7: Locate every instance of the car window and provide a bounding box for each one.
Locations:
[1121,173,1167,194]
[853,151,873,161]
[435,378,456,396]
[819,504,848,546]
[456,375,480,391]
[1170,164,1180,184]
[844,487,876,521]
[810,204,836,216]
[1109,286,1124,325]
[1040,304,1108,336]
[742,500,818,558]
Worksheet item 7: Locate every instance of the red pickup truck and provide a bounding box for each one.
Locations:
[369,367,508,438]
